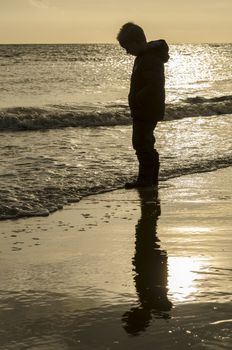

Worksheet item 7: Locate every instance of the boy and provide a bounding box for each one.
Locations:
[117,22,169,188]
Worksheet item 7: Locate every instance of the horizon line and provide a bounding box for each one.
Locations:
[0,41,231,45]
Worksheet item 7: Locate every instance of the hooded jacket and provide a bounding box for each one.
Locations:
[128,39,169,122]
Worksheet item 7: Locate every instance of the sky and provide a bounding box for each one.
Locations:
[0,0,231,44]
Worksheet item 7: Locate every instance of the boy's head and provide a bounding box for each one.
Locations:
[117,22,147,56]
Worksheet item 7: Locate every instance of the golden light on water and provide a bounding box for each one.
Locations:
[166,46,216,102]
[168,256,207,302]
[175,226,212,234]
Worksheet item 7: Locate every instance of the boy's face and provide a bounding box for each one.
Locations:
[120,39,144,56]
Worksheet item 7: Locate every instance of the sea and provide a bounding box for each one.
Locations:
[0,43,231,220]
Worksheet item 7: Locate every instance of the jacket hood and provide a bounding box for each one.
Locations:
[146,40,169,63]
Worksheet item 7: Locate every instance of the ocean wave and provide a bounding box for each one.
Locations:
[0,106,131,131]
[184,95,232,103]
[0,95,231,131]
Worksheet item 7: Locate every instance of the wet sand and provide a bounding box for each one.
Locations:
[0,168,232,349]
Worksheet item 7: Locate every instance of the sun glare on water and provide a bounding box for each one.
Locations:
[168,256,208,302]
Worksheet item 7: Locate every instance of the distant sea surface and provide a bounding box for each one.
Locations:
[0,43,231,219]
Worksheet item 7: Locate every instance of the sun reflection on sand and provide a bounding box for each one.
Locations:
[168,256,208,302]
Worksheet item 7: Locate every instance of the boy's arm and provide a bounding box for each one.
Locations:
[135,55,164,107]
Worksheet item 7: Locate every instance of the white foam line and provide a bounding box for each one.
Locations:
[210,319,232,325]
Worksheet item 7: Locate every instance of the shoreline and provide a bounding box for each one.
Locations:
[1,163,232,222]
[0,167,232,349]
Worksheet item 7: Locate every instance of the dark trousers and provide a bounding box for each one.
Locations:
[132,120,157,153]
[132,120,159,184]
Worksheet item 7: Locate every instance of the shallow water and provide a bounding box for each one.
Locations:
[0,114,231,220]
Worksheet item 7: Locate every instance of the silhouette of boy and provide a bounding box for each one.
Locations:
[117,22,169,188]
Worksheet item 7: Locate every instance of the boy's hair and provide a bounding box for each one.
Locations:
[117,22,146,44]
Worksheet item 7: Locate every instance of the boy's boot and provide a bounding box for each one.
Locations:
[125,152,154,189]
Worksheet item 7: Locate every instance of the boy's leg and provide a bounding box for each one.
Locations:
[152,149,160,185]
[125,120,159,188]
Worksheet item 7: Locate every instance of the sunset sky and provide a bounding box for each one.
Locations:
[0,0,231,44]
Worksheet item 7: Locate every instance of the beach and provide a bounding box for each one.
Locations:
[0,42,231,349]
[1,167,231,349]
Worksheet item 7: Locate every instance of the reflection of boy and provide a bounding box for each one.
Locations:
[122,188,172,335]
[117,22,169,188]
